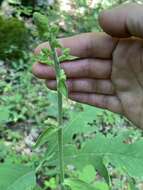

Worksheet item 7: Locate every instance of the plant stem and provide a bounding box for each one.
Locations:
[50,43,65,190]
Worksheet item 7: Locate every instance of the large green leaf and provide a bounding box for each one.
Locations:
[46,105,99,157]
[47,133,143,179]
[43,105,143,183]
[64,178,98,190]
[47,143,110,184]
[45,105,110,184]
[0,164,36,190]
[63,105,99,143]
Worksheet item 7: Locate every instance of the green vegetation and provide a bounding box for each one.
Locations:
[0,0,143,190]
[0,16,29,60]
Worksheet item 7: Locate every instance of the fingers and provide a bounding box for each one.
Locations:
[32,59,112,79]
[34,32,118,59]
[99,3,143,38]
[69,93,122,114]
[46,79,115,95]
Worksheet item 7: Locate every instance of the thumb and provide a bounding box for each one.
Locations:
[99,3,143,38]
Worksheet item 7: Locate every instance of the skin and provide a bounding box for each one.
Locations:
[33,3,143,129]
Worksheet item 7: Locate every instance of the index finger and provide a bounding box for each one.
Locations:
[34,32,118,59]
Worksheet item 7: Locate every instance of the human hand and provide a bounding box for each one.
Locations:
[33,3,143,129]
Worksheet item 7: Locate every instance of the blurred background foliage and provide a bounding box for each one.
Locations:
[0,0,143,189]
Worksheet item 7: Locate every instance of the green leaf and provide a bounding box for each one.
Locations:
[45,106,110,184]
[33,12,51,40]
[33,12,49,31]
[59,69,66,81]
[50,37,61,48]
[64,178,98,190]
[45,105,98,157]
[58,69,68,97]
[36,48,54,66]
[34,126,59,149]
[58,79,68,97]
[78,165,96,183]
[47,128,143,183]
[0,164,36,190]
[59,54,68,62]
[59,54,77,62]
[49,26,59,36]
[41,48,51,56]
[66,55,78,61]
[47,143,110,185]
[64,105,100,143]
[94,182,109,190]
[59,48,78,62]
[0,106,10,124]
[36,54,54,65]
[44,177,57,189]
[63,48,70,55]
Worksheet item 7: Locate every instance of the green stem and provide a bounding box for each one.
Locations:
[50,43,65,190]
